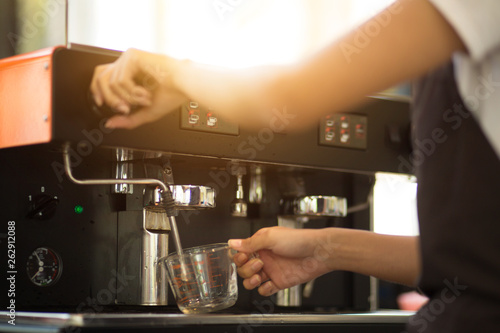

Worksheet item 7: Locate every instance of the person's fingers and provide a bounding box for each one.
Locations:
[108,69,152,108]
[228,227,275,253]
[236,258,264,279]
[108,79,137,109]
[91,57,155,112]
[258,280,279,296]
[104,115,134,129]
[104,110,157,129]
[233,252,249,267]
[104,91,184,129]
[228,239,244,250]
[130,86,153,106]
[93,66,132,114]
[90,65,106,107]
[242,274,262,290]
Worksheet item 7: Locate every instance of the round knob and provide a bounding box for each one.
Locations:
[27,194,59,220]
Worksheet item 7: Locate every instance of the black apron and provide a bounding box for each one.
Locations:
[407,62,500,332]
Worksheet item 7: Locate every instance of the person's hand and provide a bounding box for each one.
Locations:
[90,48,186,129]
[228,226,333,296]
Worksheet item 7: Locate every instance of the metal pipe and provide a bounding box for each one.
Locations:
[62,143,168,192]
[63,142,183,304]
[63,143,183,252]
[168,216,183,256]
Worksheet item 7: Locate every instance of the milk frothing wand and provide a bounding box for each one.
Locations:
[62,142,186,268]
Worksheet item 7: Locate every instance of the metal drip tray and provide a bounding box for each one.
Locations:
[0,311,412,333]
[170,185,215,209]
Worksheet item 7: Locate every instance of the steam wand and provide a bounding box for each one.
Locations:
[160,186,186,265]
[63,143,170,192]
[62,143,186,269]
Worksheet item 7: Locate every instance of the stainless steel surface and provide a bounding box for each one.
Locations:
[249,165,265,204]
[1,311,413,329]
[230,199,247,217]
[145,185,215,209]
[63,143,169,193]
[144,186,163,207]
[303,278,316,299]
[277,286,302,308]
[143,206,171,232]
[141,226,169,305]
[170,185,215,209]
[168,215,184,256]
[230,174,247,217]
[65,144,215,210]
[282,195,348,217]
[113,148,134,194]
[297,195,347,217]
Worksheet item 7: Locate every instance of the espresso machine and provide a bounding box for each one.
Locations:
[0,45,412,332]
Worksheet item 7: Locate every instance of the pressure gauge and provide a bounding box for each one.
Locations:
[26,247,62,287]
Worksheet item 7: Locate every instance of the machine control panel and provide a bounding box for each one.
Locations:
[319,113,368,150]
[180,101,239,135]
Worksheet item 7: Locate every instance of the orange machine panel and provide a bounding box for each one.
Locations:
[0,47,58,149]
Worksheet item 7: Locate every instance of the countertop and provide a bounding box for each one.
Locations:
[1,310,414,333]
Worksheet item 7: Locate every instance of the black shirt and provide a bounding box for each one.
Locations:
[407,62,500,332]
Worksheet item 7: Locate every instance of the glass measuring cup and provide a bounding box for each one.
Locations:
[161,243,238,314]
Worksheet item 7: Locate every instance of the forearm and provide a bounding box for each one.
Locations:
[170,0,465,131]
[286,0,466,122]
[171,61,291,128]
[323,228,421,286]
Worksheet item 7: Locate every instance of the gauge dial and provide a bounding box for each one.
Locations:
[26,247,62,287]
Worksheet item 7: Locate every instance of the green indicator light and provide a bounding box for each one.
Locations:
[74,205,84,214]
